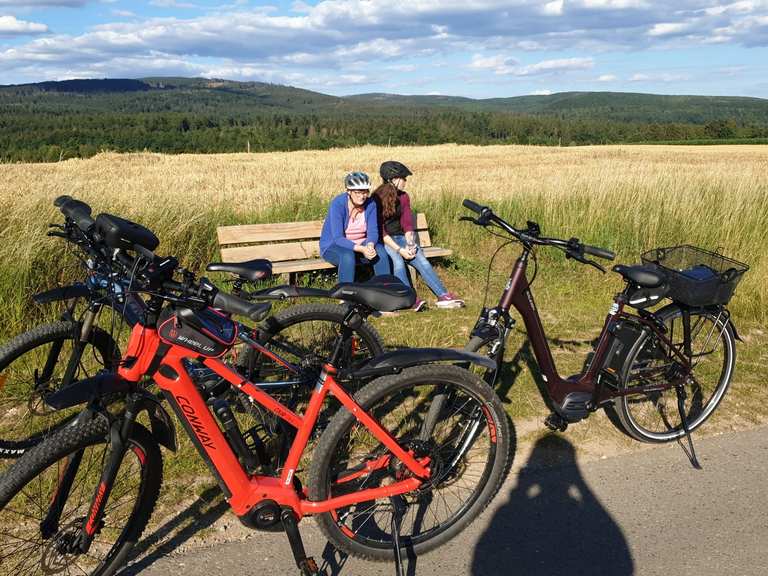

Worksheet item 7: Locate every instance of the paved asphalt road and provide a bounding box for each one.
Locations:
[132,426,768,576]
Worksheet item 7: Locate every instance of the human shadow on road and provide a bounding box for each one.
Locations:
[122,487,228,575]
[472,434,634,576]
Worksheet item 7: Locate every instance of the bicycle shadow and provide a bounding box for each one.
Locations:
[471,434,634,575]
[122,487,228,575]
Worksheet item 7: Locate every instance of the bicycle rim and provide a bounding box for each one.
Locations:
[310,365,508,558]
[0,420,161,576]
[618,309,735,442]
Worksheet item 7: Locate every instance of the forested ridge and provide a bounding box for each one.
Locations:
[2,77,767,162]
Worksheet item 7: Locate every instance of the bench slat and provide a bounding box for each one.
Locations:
[221,240,321,263]
[243,247,453,275]
[218,221,324,245]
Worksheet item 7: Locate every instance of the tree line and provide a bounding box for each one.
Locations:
[2,108,767,163]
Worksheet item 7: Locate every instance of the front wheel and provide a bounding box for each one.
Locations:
[0,418,162,576]
[308,365,511,561]
[0,321,120,458]
[610,307,736,443]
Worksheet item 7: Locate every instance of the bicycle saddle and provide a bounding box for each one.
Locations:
[330,275,416,312]
[612,264,666,288]
[206,259,273,282]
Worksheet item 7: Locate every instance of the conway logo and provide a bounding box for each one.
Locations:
[176,395,215,450]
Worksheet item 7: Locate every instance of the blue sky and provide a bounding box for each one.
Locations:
[1,1,767,98]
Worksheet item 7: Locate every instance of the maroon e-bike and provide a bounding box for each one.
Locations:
[458,199,745,464]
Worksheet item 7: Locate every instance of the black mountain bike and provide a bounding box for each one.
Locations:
[0,198,384,459]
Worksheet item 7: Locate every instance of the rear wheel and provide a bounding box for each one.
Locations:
[0,418,162,576]
[612,307,735,442]
[0,321,120,458]
[227,303,385,470]
[309,365,510,560]
[253,303,385,384]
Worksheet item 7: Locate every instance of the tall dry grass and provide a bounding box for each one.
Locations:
[1,144,766,328]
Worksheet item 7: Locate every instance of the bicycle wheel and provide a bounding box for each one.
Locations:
[253,303,385,384]
[611,307,736,442]
[0,321,120,458]
[309,365,510,560]
[0,418,162,576]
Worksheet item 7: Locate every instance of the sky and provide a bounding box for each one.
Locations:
[0,1,767,98]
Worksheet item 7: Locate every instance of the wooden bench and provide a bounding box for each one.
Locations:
[217,213,453,284]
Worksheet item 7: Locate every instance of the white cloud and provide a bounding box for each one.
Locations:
[149,0,197,8]
[531,89,552,95]
[0,15,48,36]
[111,9,135,17]
[0,0,88,5]
[514,57,594,76]
[630,72,690,82]
[597,73,617,81]
[2,0,768,86]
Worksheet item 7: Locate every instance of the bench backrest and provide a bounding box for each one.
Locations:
[218,213,436,263]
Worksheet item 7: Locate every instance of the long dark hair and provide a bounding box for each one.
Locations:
[373,182,399,220]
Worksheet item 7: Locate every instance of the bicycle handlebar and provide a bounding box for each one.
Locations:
[462,198,485,215]
[461,198,615,269]
[582,244,615,261]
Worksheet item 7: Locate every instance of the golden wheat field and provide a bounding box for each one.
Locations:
[1,143,766,324]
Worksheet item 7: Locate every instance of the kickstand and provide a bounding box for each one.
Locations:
[390,496,407,576]
[281,509,320,576]
[675,384,702,470]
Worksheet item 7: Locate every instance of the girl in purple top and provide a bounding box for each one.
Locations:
[374,161,464,311]
[319,172,389,284]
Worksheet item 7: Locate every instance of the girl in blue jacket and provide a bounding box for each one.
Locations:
[319,172,389,283]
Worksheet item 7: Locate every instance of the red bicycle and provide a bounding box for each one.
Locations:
[0,213,510,576]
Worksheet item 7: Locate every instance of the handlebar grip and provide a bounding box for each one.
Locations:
[462,199,484,215]
[213,290,271,321]
[583,245,615,261]
[54,195,73,208]
[60,199,95,231]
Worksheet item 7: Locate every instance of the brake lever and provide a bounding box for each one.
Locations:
[565,250,606,274]
[47,231,69,239]
[458,216,476,223]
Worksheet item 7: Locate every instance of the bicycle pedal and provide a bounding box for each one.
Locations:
[544,413,568,432]
[298,557,319,576]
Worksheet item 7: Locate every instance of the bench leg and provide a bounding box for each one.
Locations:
[288,272,297,286]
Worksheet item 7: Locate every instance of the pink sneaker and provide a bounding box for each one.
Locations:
[411,298,427,312]
[436,292,465,309]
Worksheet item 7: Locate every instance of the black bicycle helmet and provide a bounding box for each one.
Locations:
[380,161,412,182]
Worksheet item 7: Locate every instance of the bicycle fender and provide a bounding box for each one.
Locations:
[654,303,742,342]
[134,392,177,452]
[348,348,496,379]
[33,283,90,305]
[44,372,131,410]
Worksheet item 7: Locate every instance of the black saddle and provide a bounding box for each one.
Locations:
[330,275,416,312]
[206,259,273,282]
[612,264,666,288]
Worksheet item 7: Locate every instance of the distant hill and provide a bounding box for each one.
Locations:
[348,91,768,124]
[1,77,767,162]
[3,77,768,123]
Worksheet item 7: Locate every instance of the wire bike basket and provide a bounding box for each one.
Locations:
[641,245,749,307]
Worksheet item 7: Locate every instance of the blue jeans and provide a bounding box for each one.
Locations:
[322,243,390,284]
[384,235,447,297]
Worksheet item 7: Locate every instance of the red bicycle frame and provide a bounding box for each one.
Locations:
[118,323,431,519]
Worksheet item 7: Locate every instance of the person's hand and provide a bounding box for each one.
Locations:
[363,243,377,260]
[399,246,416,261]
